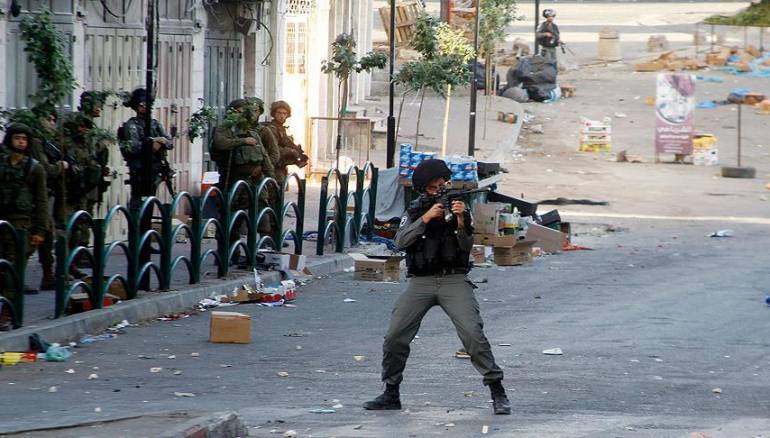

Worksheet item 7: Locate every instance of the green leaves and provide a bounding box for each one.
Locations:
[321,33,387,81]
[188,105,218,142]
[395,14,475,97]
[19,9,77,111]
[479,0,521,58]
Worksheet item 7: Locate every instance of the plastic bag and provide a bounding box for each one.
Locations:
[45,345,72,362]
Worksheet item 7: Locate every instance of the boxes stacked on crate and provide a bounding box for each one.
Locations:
[579,117,612,152]
[398,143,436,180]
[692,133,719,166]
[445,155,479,183]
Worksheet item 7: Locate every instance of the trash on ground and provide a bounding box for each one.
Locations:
[498,343,512,347]
[277,371,290,377]
[45,345,72,362]
[343,298,357,303]
[65,368,75,374]
[309,408,336,414]
[697,100,718,109]
[283,431,298,438]
[707,229,734,238]
[79,333,117,344]
[107,320,132,332]
[455,350,471,359]
[150,367,163,373]
[48,386,58,393]
[88,373,98,380]
[209,311,251,344]
[482,425,489,434]
[174,392,196,397]
[529,124,544,134]
[613,112,627,118]
[353,355,366,362]
[712,388,723,394]
[579,117,611,152]
[190,352,200,357]
[332,403,344,409]
[543,348,563,355]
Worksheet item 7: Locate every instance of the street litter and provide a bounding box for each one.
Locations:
[190,352,200,357]
[712,388,723,394]
[107,320,132,332]
[343,267,355,273]
[277,371,290,377]
[498,343,512,347]
[150,367,163,373]
[196,298,222,310]
[529,124,544,134]
[613,112,627,118]
[94,407,102,413]
[158,313,191,321]
[173,370,183,375]
[88,374,98,380]
[543,348,563,355]
[79,333,117,344]
[45,345,72,362]
[482,425,489,434]
[707,229,734,238]
[65,369,75,374]
[455,350,471,359]
[353,355,366,362]
[309,408,336,414]
[332,403,344,409]
[697,100,718,109]
[48,386,58,393]
[174,392,196,397]
[343,298,357,303]
[283,431,298,438]
[696,75,724,83]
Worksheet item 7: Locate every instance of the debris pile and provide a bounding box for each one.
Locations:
[635,51,707,72]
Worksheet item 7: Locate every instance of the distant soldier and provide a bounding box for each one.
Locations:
[261,101,309,185]
[536,9,561,63]
[211,99,275,262]
[0,124,49,329]
[118,88,172,210]
[28,108,68,290]
[78,91,107,121]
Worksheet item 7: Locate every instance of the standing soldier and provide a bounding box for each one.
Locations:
[536,9,561,63]
[261,100,309,185]
[78,91,107,121]
[62,113,109,274]
[211,99,274,263]
[78,90,111,205]
[363,159,511,415]
[28,108,68,290]
[118,88,172,211]
[0,124,49,330]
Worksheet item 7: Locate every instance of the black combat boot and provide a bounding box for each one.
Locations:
[489,381,511,415]
[363,384,402,410]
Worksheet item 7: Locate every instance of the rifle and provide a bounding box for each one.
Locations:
[158,152,176,198]
[418,186,491,222]
[560,42,575,56]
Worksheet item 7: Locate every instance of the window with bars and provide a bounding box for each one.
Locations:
[287,0,313,16]
[285,21,307,75]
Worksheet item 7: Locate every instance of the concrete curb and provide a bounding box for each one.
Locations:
[0,254,353,351]
[161,411,247,438]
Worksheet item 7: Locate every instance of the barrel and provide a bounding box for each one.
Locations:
[597,28,622,61]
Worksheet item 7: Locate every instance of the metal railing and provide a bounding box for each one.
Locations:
[0,163,377,330]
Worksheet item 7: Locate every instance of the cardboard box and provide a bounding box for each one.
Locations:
[471,244,487,264]
[472,203,504,235]
[474,233,519,247]
[705,53,727,66]
[209,311,251,344]
[493,239,537,266]
[635,61,664,72]
[67,293,120,314]
[83,276,128,300]
[348,253,404,282]
[525,223,567,253]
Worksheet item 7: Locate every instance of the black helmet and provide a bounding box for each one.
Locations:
[543,8,556,18]
[2,123,33,151]
[412,159,451,193]
[124,88,151,109]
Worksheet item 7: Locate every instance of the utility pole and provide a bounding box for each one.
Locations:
[467,0,481,156]
[143,0,156,197]
[386,0,396,168]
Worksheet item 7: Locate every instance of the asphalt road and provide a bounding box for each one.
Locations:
[1,218,769,437]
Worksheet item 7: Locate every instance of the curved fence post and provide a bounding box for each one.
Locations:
[160,204,173,290]
[1,226,28,328]
[54,235,67,318]
[218,189,232,278]
[317,176,329,256]
[296,178,306,255]
[336,173,349,253]
[91,219,106,309]
[367,166,379,240]
[190,196,202,284]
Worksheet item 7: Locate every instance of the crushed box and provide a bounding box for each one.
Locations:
[348,253,404,282]
[492,239,537,266]
[209,311,251,344]
[260,251,306,271]
[472,203,505,235]
[526,223,567,253]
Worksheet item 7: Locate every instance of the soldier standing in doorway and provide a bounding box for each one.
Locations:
[260,100,308,186]
[0,124,49,330]
[118,88,172,211]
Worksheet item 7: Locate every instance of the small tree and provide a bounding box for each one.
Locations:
[322,34,386,170]
[395,14,473,151]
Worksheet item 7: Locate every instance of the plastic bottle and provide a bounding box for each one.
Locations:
[0,352,38,365]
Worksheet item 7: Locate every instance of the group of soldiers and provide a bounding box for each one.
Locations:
[0,89,306,329]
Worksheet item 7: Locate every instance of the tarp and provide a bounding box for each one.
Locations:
[502,55,558,102]
[374,166,406,221]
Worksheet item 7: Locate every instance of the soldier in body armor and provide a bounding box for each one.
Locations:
[28,108,68,290]
[0,124,49,330]
[260,100,308,186]
[212,99,275,255]
[118,88,172,211]
[363,159,511,415]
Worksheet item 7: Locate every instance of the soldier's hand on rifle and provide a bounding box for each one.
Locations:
[421,203,444,224]
[243,137,258,146]
[30,234,45,247]
[451,200,466,227]
[102,166,111,177]
[61,161,69,170]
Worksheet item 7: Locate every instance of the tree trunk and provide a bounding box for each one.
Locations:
[415,87,427,150]
[441,84,452,157]
[483,54,493,140]
[396,90,410,145]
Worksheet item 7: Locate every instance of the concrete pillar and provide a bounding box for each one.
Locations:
[189,2,208,194]
[0,15,7,108]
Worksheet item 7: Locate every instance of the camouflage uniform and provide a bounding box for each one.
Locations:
[0,124,49,328]
[119,116,171,210]
[260,121,307,185]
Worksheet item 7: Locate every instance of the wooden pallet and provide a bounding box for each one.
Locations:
[379,2,422,47]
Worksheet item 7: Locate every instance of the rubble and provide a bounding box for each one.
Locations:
[635,51,706,72]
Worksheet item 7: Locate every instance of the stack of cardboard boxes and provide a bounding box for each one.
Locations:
[579,117,612,153]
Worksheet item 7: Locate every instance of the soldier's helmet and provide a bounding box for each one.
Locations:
[2,123,33,148]
[542,9,556,18]
[62,112,93,138]
[412,159,451,193]
[79,91,108,115]
[123,88,152,109]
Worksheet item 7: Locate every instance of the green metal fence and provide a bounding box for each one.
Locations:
[0,163,377,329]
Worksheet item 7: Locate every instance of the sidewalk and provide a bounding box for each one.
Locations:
[0,250,353,352]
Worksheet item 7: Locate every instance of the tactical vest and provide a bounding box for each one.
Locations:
[404,198,471,276]
[0,155,37,214]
